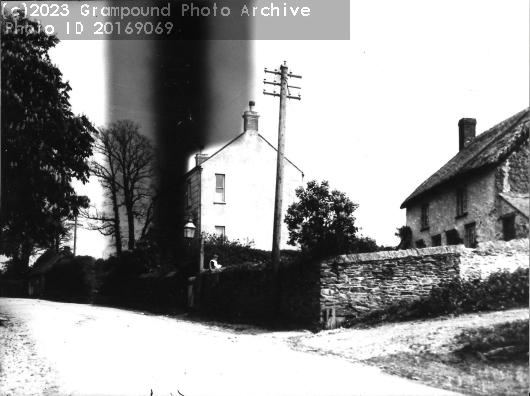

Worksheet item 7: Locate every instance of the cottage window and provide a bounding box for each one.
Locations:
[464,223,476,248]
[186,179,192,207]
[420,203,430,229]
[215,226,225,238]
[446,229,461,245]
[431,234,442,247]
[456,187,467,217]
[215,174,225,202]
[415,239,426,248]
[502,215,515,241]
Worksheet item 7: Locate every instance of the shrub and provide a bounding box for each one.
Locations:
[0,261,28,297]
[44,255,96,302]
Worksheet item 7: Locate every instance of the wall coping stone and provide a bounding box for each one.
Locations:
[322,238,529,264]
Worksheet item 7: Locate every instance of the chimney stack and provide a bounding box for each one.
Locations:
[458,118,476,151]
[243,101,259,133]
[195,153,208,166]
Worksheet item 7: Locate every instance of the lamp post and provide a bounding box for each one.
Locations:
[184,216,204,309]
[183,216,205,273]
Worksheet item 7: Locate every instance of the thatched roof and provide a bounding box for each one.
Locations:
[401,108,529,209]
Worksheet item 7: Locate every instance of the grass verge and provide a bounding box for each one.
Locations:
[365,320,528,396]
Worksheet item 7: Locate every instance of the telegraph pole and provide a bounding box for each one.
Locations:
[264,61,301,313]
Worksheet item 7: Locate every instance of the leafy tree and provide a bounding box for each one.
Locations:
[284,180,360,258]
[352,236,380,254]
[86,120,156,253]
[1,13,95,270]
[395,225,412,250]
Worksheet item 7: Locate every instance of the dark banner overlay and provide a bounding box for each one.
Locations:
[1,0,350,40]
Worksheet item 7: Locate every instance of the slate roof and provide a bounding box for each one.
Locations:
[499,192,530,219]
[185,131,304,177]
[401,108,529,209]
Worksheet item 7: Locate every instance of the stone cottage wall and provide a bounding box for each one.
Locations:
[405,169,498,247]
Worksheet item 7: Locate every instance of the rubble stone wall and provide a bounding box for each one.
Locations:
[197,239,528,328]
[459,238,529,280]
[323,239,529,324]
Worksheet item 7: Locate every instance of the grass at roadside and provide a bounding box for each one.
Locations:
[365,320,529,396]
[454,319,528,362]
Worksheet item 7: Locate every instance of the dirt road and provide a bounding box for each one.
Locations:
[0,298,462,396]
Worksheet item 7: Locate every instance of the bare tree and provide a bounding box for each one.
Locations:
[86,128,125,255]
[87,120,156,254]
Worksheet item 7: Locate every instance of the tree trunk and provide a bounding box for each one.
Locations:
[127,203,135,250]
[111,188,123,256]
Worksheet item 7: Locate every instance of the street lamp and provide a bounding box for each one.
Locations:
[183,215,204,272]
[184,216,197,239]
[183,215,204,310]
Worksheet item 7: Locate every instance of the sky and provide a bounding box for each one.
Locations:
[47,0,529,257]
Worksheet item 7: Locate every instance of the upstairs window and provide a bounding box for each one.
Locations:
[215,174,225,202]
[456,187,467,217]
[464,223,476,248]
[421,203,430,229]
[186,179,192,207]
[502,215,516,241]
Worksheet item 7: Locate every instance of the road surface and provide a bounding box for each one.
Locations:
[0,298,462,396]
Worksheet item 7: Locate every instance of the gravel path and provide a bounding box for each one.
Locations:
[0,298,463,396]
[290,308,528,395]
[0,312,60,396]
[294,309,529,361]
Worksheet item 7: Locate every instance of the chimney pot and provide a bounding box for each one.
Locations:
[195,153,209,166]
[243,100,259,133]
[458,118,476,151]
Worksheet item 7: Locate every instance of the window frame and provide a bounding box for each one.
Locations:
[456,187,468,218]
[215,174,225,203]
[415,239,426,248]
[431,234,442,247]
[186,179,192,207]
[446,229,461,246]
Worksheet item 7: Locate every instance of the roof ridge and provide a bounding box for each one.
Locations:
[190,131,303,175]
[453,109,528,175]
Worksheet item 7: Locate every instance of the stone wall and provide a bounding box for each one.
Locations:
[320,247,462,323]
[196,239,529,329]
[459,238,529,280]
[506,140,529,194]
[322,239,529,325]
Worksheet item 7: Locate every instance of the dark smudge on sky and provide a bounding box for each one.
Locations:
[106,1,253,238]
